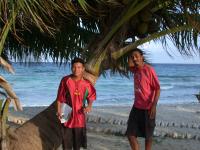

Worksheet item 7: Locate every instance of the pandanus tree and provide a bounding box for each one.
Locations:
[0,0,199,149]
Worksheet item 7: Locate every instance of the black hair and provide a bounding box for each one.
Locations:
[71,57,85,66]
[130,48,149,64]
[130,48,144,56]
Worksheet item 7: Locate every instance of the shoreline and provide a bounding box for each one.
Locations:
[8,103,200,150]
[18,100,200,108]
[10,101,200,110]
[8,103,200,127]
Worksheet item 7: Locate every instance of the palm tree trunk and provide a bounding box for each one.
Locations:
[7,101,62,150]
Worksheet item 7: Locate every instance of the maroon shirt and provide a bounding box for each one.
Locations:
[130,64,160,110]
[57,75,96,128]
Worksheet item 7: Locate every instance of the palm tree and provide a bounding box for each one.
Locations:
[0,0,199,149]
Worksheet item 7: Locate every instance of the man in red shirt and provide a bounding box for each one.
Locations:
[126,48,160,150]
[56,58,96,150]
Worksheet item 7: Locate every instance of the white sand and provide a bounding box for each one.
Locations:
[8,103,200,150]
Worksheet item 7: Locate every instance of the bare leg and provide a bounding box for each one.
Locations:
[145,138,152,150]
[127,135,139,150]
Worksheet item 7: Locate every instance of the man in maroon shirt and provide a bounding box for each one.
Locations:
[126,48,160,150]
[56,58,96,150]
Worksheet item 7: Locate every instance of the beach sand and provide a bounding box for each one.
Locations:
[8,103,200,150]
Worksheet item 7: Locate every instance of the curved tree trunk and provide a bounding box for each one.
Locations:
[7,101,62,150]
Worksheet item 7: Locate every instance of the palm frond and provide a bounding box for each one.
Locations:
[5,16,99,63]
[0,0,199,77]
[0,76,22,111]
[112,25,192,59]
[0,57,15,74]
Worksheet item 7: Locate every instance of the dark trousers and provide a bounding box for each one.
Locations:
[61,125,87,150]
[126,107,156,139]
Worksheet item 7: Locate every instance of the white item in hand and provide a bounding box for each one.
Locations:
[60,103,72,123]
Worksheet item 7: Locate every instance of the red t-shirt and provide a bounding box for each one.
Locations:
[130,64,160,110]
[56,75,96,128]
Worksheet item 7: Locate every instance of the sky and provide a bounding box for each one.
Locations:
[139,41,200,64]
[17,39,199,64]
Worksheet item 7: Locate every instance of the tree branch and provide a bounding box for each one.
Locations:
[111,25,192,60]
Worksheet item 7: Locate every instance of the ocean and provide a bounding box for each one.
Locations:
[0,63,200,107]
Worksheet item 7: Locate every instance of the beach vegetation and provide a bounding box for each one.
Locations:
[0,0,199,149]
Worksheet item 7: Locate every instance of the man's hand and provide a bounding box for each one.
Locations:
[56,112,62,120]
[149,89,160,119]
[83,105,92,113]
[149,104,156,119]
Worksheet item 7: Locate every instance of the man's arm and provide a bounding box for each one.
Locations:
[56,77,66,119]
[84,82,96,113]
[149,88,160,119]
[57,101,62,119]
[152,89,160,106]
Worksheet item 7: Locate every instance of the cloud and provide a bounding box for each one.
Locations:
[139,41,200,64]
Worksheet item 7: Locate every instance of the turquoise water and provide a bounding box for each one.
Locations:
[0,63,200,106]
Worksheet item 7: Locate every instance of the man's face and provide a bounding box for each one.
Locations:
[130,51,144,66]
[72,62,85,77]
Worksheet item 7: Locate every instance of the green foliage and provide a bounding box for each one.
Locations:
[0,0,199,76]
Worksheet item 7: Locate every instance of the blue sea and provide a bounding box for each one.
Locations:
[0,63,200,107]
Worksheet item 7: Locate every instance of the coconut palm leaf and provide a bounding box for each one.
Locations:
[84,0,199,76]
[112,25,192,58]
[0,3,18,55]
[6,16,99,64]
[1,1,197,63]
[110,25,193,74]
[0,76,22,111]
[0,0,104,57]
[0,57,15,74]
[0,0,199,76]
[0,1,200,149]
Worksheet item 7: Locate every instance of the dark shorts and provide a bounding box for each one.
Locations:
[126,107,156,139]
[61,125,87,150]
